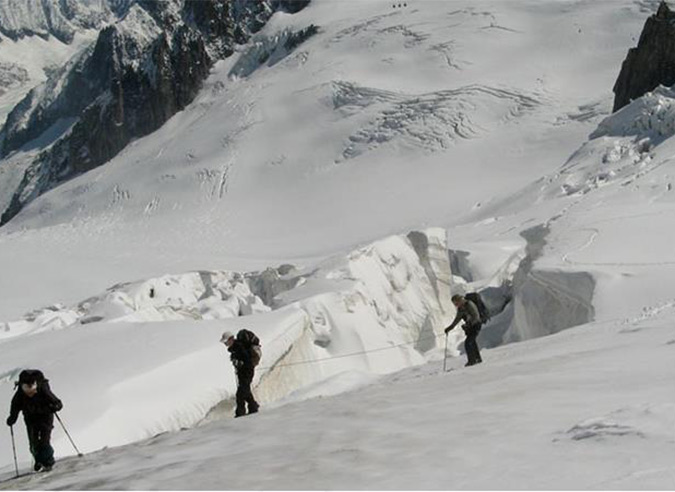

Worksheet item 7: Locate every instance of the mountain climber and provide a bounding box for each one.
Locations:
[221,330,260,418]
[6,370,63,472]
[445,294,483,366]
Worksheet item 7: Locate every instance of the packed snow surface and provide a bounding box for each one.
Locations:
[1,312,674,490]
[0,228,460,473]
[1,0,675,489]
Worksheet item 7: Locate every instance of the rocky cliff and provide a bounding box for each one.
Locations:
[613,1,675,112]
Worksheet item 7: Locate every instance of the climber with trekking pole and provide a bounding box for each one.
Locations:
[445,293,489,367]
[6,370,64,472]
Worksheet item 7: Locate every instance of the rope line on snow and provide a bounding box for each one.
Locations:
[256,305,666,373]
[258,331,449,371]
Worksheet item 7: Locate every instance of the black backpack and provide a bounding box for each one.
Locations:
[465,292,490,324]
[237,329,262,367]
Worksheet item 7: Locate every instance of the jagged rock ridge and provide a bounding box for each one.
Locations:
[613,0,675,112]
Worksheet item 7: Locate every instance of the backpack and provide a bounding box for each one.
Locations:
[237,329,262,367]
[465,292,490,324]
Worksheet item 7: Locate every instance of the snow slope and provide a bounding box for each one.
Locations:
[1,0,674,488]
[0,0,649,319]
[451,83,675,343]
[2,309,673,490]
[0,228,461,470]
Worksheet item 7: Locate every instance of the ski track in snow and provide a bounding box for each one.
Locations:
[561,212,675,266]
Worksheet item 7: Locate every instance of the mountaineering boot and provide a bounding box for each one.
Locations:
[33,463,42,472]
[42,465,53,472]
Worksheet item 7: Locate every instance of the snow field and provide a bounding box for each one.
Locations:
[0,228,461,470]
[0,0,674,488]
[0,0,650,322]
[2,307,673,490]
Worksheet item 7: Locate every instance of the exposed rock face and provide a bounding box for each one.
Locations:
[0,0,128,43]
[0,0,312,225]
[0,62,29,96]
[613,1,675,112]
[229,24,318,78]
[277,0,311,14]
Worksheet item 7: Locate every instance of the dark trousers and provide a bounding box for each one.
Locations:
[235,370,259,417]
[26,419,55,467]
[463,324,483,365]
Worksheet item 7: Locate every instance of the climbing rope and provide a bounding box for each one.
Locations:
[258,331,448,371]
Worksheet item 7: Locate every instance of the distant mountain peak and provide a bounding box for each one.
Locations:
[656,0,675,19]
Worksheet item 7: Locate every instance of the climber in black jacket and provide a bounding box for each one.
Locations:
[6,369,63,472]
[221,331,260,418]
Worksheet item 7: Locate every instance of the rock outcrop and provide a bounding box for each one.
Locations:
[0,0,127,43]
[613,1,675,112]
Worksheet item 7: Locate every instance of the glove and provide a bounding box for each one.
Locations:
[6,416,16,426]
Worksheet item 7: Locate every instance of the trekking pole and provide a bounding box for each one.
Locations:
[9,425,19,478]
[54,414,83,457]
[442,332,449,373]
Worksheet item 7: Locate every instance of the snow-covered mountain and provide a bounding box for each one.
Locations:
[0,0,127,113]
[0,0,312,225]
[0,0,128,43]
[0,0,646,257]
[1,0,674,488]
